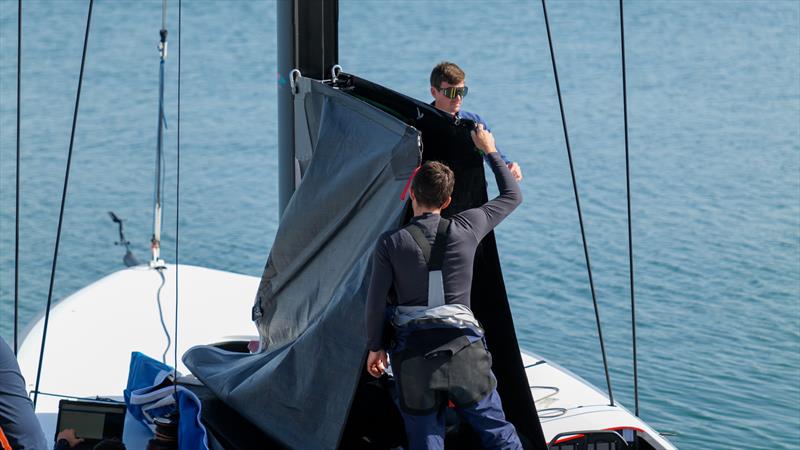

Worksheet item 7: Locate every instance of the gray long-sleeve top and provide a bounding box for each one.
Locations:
[0,337,48,450]
[365,152,522,351]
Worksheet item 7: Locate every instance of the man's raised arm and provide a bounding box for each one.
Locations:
[459,124,522,241]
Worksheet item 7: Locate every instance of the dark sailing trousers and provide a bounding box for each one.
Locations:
[398,385,522,450]
[388,323,522,450]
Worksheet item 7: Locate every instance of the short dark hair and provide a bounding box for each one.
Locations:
[430,61,465,88]
[412,161,454,209]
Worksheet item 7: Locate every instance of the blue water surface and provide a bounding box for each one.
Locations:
[1,1,798,449]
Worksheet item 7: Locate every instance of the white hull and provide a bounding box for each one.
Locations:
[17,265,259,448]
[17,265,675,449]
[522,352,675,449]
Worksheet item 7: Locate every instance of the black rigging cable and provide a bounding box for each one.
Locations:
[34,0,94,408]
[14,0,21,355]
[174,0,182,395]
[619,0,639,417]
[540,0,614,406]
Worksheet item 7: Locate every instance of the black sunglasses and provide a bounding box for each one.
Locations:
[437,86,468,99]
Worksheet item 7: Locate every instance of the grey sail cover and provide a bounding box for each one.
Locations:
[183,78,420,450]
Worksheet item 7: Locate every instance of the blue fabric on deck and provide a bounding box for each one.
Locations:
[177,389,207,450]
[123,351,173,425]
[123,352,209,450]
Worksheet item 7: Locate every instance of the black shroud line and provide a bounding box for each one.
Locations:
[337,73,547,450]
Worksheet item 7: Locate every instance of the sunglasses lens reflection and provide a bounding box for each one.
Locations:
[441,86,468,99]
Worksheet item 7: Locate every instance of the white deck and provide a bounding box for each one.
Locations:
[17,265,675,449]
[521,352,676,449]
[16,264,259,447]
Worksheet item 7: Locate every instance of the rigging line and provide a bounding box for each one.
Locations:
[155,70,164,211]
[33,0,94,409]
[619,0,639,417]
[540,0,614,406]
[29,390,123,403]
[156,268,171,364]
[174,0,182,397]
[14,0,21,355]
[161,0,168,31]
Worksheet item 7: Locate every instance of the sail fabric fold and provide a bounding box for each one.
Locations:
[183,78,420,450]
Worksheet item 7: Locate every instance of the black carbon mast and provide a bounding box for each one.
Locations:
[276,0,338,216]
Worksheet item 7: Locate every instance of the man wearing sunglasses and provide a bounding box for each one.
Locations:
[430,61,523,182]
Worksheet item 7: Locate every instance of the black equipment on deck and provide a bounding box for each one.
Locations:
[55,399,126,449]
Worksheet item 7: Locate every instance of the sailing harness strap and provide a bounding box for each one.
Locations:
[403,218,449,307]
[389,218,496,415]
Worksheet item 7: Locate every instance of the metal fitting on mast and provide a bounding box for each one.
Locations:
[159,29,168,60]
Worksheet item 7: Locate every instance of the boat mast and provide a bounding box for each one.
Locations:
[276,0,338,217]
[151,0,169,267]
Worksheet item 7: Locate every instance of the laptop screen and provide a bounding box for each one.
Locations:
[55,400,126,442]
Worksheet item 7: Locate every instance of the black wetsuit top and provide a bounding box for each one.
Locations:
[365,152,522,351]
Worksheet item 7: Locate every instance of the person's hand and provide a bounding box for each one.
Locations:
[366,350,388,378]
[508,162,523,182]
[470,123,496,154]
[56,429,84,448]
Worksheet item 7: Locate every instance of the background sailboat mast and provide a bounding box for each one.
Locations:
[151,0,168,265]
[276,0,338,217]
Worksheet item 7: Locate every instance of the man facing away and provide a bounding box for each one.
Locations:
[429,61,523,183]
[364,125,523,450]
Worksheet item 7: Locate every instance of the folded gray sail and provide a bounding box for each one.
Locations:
[183,78,420,450]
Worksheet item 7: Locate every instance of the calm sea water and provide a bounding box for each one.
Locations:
[1,1,798,448]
